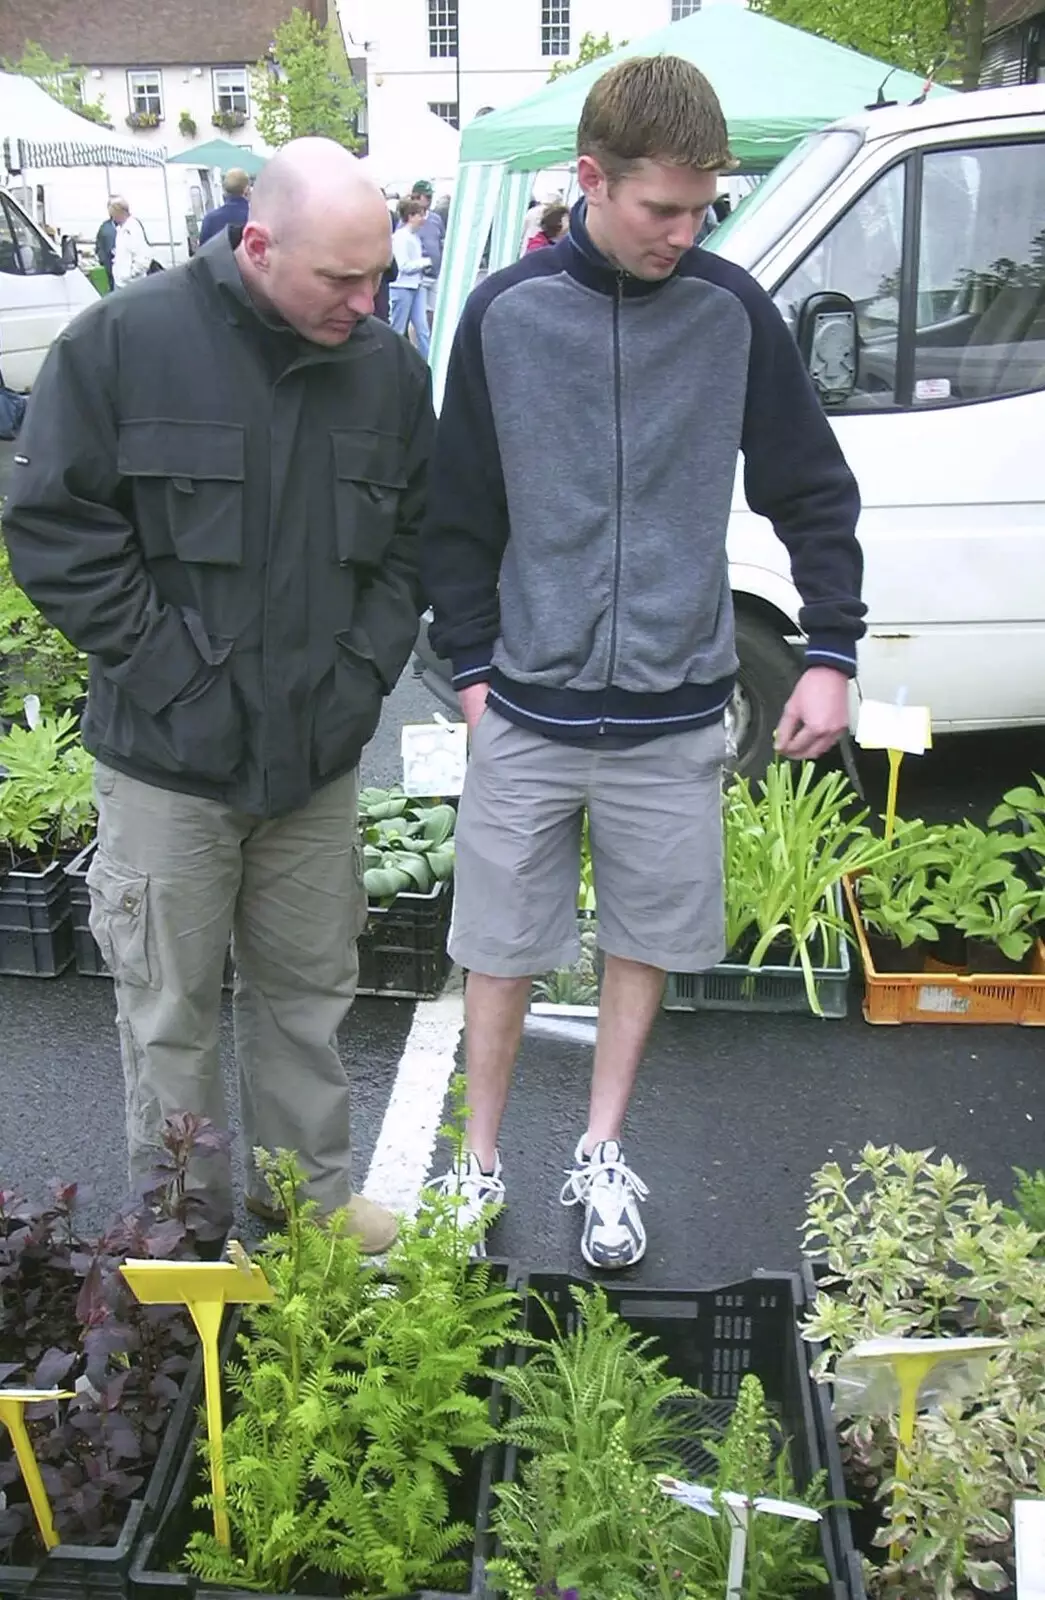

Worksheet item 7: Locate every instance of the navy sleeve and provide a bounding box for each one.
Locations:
[198,209,220,246]
[420,290,511,686]
[737,274,866,675]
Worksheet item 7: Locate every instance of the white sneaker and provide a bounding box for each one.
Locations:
[560,1137,648,1270]
[431,1150,505,1258]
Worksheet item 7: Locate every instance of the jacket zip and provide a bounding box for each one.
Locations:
[600,271,626,735]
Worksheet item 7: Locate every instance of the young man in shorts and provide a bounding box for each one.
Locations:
[422,56,865,1268]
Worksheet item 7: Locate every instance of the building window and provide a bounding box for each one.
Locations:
[213,68,249,116]
[428,0,458,58]
[541,0,570,55]
[429,100,460,128]
[128,70,162,118]
[671,0,701,18]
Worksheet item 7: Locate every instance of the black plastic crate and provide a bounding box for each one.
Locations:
[0,1338,210,1598]
[357,881,453,1000]
[502,1269,846,1599]
[0,858,73,977]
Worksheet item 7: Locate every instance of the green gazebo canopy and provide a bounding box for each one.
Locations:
[168,138,267,177]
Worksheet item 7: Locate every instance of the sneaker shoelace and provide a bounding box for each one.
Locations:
[432,1159,505,1204]
[559,1149,649,1209]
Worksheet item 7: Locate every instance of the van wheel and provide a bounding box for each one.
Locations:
[730,614,801,778]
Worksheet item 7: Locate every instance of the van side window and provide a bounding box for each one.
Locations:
[914,142,1045,404]
[0,196,49,277]
[773,165,905,410]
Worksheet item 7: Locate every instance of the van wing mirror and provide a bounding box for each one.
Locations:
[795,292,857,405]
[61,236,79,270]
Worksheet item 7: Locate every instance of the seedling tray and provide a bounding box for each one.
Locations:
[0,857,74,978]
[357,880,453,1000]
[663,883,850,1018]
[843,874,1045,1025]
[503,1269,846,1599]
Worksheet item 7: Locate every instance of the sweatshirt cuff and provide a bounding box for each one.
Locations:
[451,647,494,689]
[804,632,859,678]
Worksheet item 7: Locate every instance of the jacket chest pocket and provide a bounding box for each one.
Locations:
[118,419,245,565]
[332,428,406,568]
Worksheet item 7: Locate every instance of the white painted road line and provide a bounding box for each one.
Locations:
[362,983,465,1215]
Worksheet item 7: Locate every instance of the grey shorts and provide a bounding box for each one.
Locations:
[449,710,727,977]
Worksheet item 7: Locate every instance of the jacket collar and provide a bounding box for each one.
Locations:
[191,229,379,363]
[562,197,684,300]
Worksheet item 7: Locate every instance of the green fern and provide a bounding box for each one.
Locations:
[185,1137,519,1593]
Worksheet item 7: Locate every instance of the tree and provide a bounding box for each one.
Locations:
[252,9,364,150]
[749,0,987,86]
[3,41,109,125]
[547,30,627,82]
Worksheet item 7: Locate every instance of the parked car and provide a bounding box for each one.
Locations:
[415,83,1045,774]
[0,188,97,391]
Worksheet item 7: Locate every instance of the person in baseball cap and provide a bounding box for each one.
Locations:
[408,179,443,328]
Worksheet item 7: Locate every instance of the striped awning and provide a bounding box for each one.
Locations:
[3,136,168,172]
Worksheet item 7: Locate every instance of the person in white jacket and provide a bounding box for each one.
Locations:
[389,199,431,359]
[110,197,152,288]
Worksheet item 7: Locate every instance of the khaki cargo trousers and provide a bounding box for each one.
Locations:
[87,762,367,1222]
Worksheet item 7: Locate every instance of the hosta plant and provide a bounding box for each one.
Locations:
[358,786,456,901]
[801,1143,1045,1599]
[989,775,1045,875]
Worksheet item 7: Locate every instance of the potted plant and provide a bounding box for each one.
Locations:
[666,763,892,1018]
[0,538,89,725]
[126,111,161,130]
[356,787,456,999]
[489,1277,834,1598]
[133,1109,519,1596]
[212,110,246,132]
[0,709,95,976]
[989,775,1045,890]
[800,1143,1045,1600]
[178,111,197,138]
[0,1116,228,1589]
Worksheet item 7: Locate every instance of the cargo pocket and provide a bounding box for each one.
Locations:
[86,849,155,989]
[117,419,245,566]
[332,429,406,568]
[313,630,383,779]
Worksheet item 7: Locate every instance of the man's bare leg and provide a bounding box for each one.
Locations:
[463,972,532,1169]
[584,954,665,1152]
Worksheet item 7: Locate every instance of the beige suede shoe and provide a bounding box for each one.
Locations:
[244,1191,398,1254]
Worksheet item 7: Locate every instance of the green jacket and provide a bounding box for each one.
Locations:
[4,233,433,817]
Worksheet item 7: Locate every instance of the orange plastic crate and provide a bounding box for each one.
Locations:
[843,875,1045,1026]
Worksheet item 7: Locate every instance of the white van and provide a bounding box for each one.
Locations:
[0,188,98,392]
[704,81,1045,770]
[414,83,1045,773]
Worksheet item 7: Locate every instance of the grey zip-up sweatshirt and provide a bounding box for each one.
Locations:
[422,201,865,742]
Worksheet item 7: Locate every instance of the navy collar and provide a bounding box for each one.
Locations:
[561,197,684,300]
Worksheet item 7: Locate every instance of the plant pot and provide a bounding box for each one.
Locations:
[924,923,967,971]
[864,930,922,974]
[0,856,73,977]
[965,937,1034,976]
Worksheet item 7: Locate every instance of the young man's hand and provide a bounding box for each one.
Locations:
[774,667,851,761]
[458,681,490,735]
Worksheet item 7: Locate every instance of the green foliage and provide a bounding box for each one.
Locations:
[489,1292,825,1600]
[358,787,456,900]
[0,536,89,720]
[725,762,892,1012]
[532,922,599,1007]
[1003,1167,1045,1245]
[547,30,627,80]
[2,41,109,124]
[184,1139,519,1595]
[252,9,363,150]
[801,1144,1045,1598]
[0,710,94,864]
[990,774,1045,876]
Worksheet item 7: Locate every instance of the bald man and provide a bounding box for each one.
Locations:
[5,138,434,1250]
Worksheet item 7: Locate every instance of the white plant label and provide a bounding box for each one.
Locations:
[856,699,932,755]
[401,720,468,797]
[917,985,971,1015]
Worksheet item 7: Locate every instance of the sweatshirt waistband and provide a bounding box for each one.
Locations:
[485,668,734,742]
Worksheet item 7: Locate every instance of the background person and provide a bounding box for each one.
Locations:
[409,178,445,329]
[4,139,433,1251]
[95,207,117,290]
[198,167,252,247]
[110,197,151,287]
[525,202,570,252]
[390,199,431,358]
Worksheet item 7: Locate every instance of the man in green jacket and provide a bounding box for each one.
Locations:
[4,139,434,1249]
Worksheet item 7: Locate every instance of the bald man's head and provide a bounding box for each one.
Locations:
[235,137,392,345]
